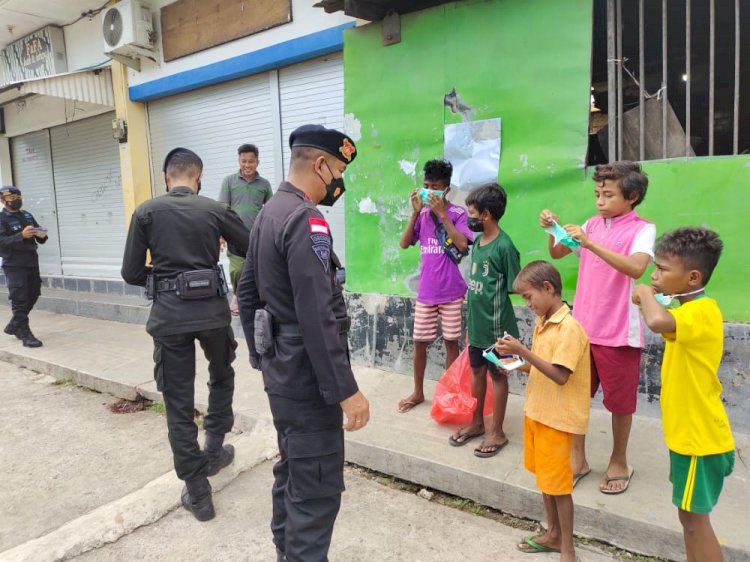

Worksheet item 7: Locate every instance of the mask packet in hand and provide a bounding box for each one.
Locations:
[543,220,580,249]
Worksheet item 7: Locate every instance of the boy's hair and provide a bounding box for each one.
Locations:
[655,227,723,285]
[423,159,452,185]
[593,160,648,207]
[512,260,563,296]
[238,143,259,157]
[465,182,507,221]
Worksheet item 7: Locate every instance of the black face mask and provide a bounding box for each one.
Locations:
[6,199,23,211]
[317,162,345,207]
[467,217,485,232]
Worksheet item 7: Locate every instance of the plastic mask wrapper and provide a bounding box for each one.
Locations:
[543,220,580,249]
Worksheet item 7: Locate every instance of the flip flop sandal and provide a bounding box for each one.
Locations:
[473,439,509,458]
[397,399,424,413]
[600,467,635,495]
[573,469,591,488]
[448,428,485,447]
[516,536,561,554]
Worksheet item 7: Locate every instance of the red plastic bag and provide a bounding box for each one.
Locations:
[430,347,494,425]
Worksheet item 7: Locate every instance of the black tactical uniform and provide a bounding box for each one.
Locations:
[237,126,359,562]
[0,186,46,347]
[121,168,249,496]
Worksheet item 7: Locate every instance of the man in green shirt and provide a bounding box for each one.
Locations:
[218,144,273,314]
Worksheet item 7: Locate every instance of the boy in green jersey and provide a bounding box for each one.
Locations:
[448,183,521,458]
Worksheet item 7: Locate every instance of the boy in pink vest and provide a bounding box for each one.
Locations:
[540,161,654,495]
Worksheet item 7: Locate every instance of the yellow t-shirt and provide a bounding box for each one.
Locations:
[524,304,591,435]
[661,297,734,456]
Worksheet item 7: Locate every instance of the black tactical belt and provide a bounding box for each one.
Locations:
[274,317,350,336]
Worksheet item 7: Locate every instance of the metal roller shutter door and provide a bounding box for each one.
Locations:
[9,130,62,275]
[49,112,125,278]
[147,72,277,201]
[279,54,346,263]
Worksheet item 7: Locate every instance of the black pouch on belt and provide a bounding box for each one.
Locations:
[175,269,218,300]
[254,309,275,357]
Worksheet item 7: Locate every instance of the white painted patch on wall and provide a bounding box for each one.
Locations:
[343,113,362,141]
[398,159,417,178]
[358,196,378,214]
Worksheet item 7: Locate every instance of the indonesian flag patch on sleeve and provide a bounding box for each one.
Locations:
[309,217,330,236]
[309,217,331,271]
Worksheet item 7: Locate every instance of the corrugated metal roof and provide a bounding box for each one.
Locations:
[0,66,114,107]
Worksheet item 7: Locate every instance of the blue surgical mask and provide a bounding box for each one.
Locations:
[654,288,705,307]
[543,220,580,249]
[419,188,444,204]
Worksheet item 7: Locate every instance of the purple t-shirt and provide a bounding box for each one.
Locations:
[411,203,474,304]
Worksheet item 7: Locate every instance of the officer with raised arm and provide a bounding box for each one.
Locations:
[237,125,369,562]
[121,148,249,522]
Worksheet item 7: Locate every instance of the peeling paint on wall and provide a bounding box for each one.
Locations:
[358,196,378,214]
[444,87,475,122]
[343,112,362,141]
[398,159,417,180]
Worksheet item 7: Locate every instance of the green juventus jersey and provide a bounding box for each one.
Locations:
[466,230,521,348]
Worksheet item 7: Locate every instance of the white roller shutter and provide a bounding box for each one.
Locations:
[279,54,346,263]
[49,113,125,278]
[9,130,62,275]
[147,72,277,201]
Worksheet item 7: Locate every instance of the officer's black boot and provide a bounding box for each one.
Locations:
[19,326,42,348]
[180,475,215,521]
[205,433,235,477]
[3,321,17,337]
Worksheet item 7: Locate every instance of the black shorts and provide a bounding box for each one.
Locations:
[467,345,500,376]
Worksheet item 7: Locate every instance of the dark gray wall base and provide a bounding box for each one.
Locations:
[344,293,750,433]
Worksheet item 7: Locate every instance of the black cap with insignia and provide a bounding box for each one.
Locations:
[289,124,357,164]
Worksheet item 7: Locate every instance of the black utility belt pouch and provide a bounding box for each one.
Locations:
[254,309,275,357]
[430,212,469,265]
[175,269,218,300]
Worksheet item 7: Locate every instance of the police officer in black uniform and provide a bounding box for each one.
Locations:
[0,185,46,348]
[237,125,370,562]
[121,148,249,522]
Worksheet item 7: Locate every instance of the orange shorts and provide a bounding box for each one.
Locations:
[524,416,574,496]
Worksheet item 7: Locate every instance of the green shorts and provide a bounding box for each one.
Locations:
[227,252,245,292]
[669,449,735,514]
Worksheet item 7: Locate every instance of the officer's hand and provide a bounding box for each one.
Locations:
[21,225,36,239]
[219,236,227,252]
[340,390,370,432]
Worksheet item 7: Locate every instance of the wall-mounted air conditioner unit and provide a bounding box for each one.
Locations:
[101,0,155,71]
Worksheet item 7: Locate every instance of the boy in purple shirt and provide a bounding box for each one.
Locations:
[398,159,473,413]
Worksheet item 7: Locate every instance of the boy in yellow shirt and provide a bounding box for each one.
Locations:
[632,227,734,562]
[496,260,590,562]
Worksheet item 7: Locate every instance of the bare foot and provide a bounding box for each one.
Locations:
[397,393,424,413]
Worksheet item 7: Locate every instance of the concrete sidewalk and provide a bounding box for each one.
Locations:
[1,309,747,561]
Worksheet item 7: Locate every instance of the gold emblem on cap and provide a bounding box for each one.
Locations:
[334,188,342,197]
[339,138,356,162]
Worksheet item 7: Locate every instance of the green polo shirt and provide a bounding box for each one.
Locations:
[218,171,272,255]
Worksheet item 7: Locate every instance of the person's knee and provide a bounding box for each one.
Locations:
[678,509,709,534]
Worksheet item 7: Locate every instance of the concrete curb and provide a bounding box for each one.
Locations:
[0,430,278,562]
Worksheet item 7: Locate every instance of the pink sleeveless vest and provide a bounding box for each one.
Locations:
[572,211,653,348]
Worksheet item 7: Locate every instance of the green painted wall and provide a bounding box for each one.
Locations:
[343,0,750,322]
